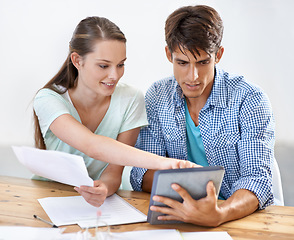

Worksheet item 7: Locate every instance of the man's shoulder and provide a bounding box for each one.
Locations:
[215,68,271,111]
[146,76,177,96]
[151,76,176,88]
[145,76,179,108]
[217,68,264,96]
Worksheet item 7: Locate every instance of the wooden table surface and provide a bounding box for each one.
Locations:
[0,176,294,239]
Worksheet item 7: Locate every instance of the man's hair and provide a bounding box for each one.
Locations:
[165,5,224,57]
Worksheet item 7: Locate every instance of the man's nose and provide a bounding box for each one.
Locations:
[189,65,198,81]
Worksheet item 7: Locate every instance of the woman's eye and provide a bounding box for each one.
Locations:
[99,65,108,69]
[118,63,125,68]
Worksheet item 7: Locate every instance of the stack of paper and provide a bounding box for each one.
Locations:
[12,146,147,228]
[38,194,147,228]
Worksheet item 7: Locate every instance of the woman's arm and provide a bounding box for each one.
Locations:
[49,114,196,169]
[74,127,140,207]
[100,127,141,196]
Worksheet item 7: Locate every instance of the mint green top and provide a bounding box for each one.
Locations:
[185,101,209,167]
[33,82,148,180]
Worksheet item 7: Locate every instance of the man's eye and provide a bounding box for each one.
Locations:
[177,61,187,66]
[200,60,210,65]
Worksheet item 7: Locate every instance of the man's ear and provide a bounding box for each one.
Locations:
[215,46,224,64]
[71,52,83,70]
[165,46,173,63]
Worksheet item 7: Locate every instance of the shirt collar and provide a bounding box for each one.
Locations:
[172,77,185,107]
[208,65,228,108]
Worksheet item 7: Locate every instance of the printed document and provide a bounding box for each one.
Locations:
[12,146,93,187]
[38,194,147,228]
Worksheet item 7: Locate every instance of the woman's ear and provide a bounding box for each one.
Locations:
[71,52,82,70]
[165,46,173,63]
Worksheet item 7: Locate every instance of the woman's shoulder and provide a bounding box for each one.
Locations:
[34,87,71,111]
[35,86,65,98]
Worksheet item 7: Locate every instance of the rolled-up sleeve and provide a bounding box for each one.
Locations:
[233,91,275,209]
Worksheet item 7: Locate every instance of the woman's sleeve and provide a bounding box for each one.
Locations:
[33,89,70,138]
[119,88,148,134]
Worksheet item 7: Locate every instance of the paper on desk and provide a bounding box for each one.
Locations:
[38,193,147,228]
[181,231,233,240]
[93,229,183,240]
[0,226,64,240]
[94,230,233,240]
[0,227,232,240]
[12,146,93,187]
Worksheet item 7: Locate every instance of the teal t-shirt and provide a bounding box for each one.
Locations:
[33,82,148,180]
[185,101,225,200]
[185,101,208,166]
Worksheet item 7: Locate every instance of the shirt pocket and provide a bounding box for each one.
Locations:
[162,127,183,142]
[212,131,240,148]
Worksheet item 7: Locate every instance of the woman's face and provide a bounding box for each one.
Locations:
[75,40,126,97]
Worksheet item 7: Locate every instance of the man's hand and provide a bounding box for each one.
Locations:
[150,181,259,227]
[74,180,108,207]
[150,181,223,227]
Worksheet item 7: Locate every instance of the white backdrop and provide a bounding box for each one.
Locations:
[1,0,293,146]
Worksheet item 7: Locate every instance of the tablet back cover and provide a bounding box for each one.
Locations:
[147,166,225,224]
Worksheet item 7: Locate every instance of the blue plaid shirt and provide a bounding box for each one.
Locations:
[130,66,275,209]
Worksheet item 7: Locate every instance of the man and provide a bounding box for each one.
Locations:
[130,5,275,227]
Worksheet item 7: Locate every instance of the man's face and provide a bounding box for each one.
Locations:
[166,46,223,101]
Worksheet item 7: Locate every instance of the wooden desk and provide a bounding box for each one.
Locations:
[1,176,294,239]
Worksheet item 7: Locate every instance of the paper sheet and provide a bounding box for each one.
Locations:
[12,146,93,187]
[38,194,147,228]
[93,229,182,240]
[181,231,233,240]
[0,227,232,240]
[0,226,64,240]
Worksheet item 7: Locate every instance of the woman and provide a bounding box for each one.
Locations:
[33,17,195,207]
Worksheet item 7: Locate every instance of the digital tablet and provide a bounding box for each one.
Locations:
[147,166,225,225]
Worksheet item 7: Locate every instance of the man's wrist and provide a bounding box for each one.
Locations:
[142,170,155,192]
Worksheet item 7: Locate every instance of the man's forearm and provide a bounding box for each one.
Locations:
[217,189,259,225]
[142,170,155,192]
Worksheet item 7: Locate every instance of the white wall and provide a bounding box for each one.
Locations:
[1,0,294,147]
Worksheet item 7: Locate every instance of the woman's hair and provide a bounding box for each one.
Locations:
[165,5,223,58]
[34,17,126,149]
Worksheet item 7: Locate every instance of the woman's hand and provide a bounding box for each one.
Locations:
[172,159,201,169]
[160,158,201,169]
[74,180,108,207]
